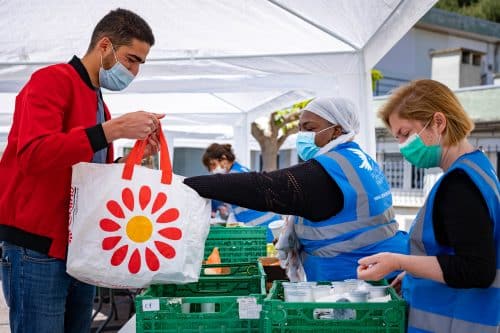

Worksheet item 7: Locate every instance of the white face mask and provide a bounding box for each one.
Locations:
[296,125,336,160]
[211,166,226,174]
[99,43,135,91]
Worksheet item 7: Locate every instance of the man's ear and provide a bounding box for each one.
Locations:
[96,37,112,54]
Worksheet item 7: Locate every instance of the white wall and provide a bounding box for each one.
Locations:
[375,27,492,83]
[431,52,461,89]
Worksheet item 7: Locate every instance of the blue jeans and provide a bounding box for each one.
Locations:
[0,242,95,333]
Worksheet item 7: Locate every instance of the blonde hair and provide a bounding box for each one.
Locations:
[378,79,474,145]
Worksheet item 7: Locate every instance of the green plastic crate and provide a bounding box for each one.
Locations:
[204,226,267,263]
[135,262,266,333]
[261,280,407,333]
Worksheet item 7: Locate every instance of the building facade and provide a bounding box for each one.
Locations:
[374,8,500,95]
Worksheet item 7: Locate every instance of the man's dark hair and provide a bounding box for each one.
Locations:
[87,8,155,52]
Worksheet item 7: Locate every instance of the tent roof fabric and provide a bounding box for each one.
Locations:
[0,0,436,91]
[0,0,437,162]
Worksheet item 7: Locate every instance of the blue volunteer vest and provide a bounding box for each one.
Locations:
[229,162,282,242]
[405,150,500,333]
[294,142,408,281]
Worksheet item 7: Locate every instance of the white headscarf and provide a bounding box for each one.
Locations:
[303,97,360,156]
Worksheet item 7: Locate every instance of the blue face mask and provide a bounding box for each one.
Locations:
[99,45,135,91]
[296,125,335,161]
[399,121,442,168]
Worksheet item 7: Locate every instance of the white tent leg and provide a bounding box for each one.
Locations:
[359,57,377,158]
[233,113,250,168]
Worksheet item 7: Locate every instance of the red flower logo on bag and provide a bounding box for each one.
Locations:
[99,186,182,274]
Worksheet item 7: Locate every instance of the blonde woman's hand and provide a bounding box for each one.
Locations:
[389,271,406,295]
[357,252,403,281]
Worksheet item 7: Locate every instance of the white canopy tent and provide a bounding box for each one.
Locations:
[0,0,436,166]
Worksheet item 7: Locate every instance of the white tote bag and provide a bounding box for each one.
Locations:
[67,129,211,288]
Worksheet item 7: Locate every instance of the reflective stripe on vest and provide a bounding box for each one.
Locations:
[295,149,396,240]
[297,150,397,257]
[240,211,278,226]
[409,308,500,333]
[462,159,500,203]
[233,206,246,215]
[313,222,398,257]
[327,151,370,218]
[409,203,427,256]
[295,207,395,240]
[408,153,500,331]
[492,270,500,288]
[410,157,499,258]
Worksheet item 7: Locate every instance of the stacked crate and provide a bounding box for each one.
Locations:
[135,226,408,332]
[203,226,268,263]
[260,280,406,333]
[135,226,269,333]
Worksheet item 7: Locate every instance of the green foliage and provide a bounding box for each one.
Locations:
[272,99,312,134]
[371,69,384,92]
[435,0,500,23]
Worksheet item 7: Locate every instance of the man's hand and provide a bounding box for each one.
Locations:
[116,132,161,164]
[143,132,161,158]
[102,112,165,142]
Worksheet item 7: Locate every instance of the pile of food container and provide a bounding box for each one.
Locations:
[282,279,391,320]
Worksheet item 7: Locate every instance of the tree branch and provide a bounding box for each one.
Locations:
[283,111,300,123]
[269,111,280,138]
[277,126,299,148]
[251,122,266,144]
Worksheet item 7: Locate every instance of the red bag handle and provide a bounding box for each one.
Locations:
[122,123,173,184]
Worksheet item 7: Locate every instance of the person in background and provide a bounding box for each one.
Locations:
[0,8,161,333]
[185,97,408,281]
[210,199,232,221]
[357,79,499,332]
[202,143,282,241]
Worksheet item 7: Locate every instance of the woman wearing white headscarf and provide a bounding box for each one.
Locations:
[184,97,408,281]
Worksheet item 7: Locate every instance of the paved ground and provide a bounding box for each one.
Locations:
[0,289,9,333]
[90,289,136,333]
[0,281,135,333]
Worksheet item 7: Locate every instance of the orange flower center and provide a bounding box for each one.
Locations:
[126,215,153,243]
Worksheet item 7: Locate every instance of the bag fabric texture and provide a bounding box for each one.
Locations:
[67,129,211,288]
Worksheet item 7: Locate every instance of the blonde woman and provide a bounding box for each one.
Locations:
[357,79,499,332]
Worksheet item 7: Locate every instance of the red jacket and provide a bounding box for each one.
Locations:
[0,61,113,259]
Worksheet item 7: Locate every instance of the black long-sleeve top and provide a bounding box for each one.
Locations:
[184,160,496,288]
[433,169,496,288]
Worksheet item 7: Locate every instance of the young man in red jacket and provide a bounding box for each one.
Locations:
[0,8,161,333]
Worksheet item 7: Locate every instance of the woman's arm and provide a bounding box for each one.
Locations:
[183,159,344,221]
[433,169,496,288]
[358,169,496,288]
[357,252,444,283]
